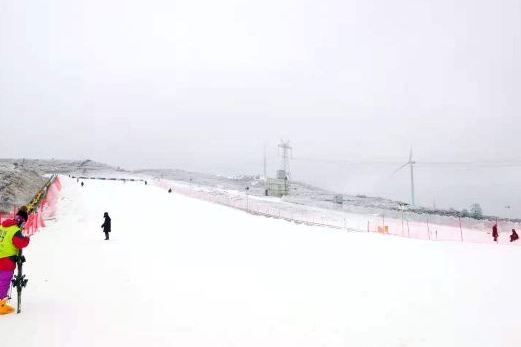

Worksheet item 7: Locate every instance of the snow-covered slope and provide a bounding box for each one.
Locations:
[3,176,520,346]
[0,161,46,212]
[136,168,512,228]
[1,159,503,228]
[0,159,123,212]
[0,158,119,175]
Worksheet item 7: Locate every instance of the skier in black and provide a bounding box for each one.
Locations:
[101,212,111,240]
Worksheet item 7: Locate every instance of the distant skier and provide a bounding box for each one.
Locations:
[492,224,499,242]
[145,181,147,185]
[101,212,111,240]
[81,182,84,187]
[0,207,29,315]
[168,188,172,193]
[510,229,519,242]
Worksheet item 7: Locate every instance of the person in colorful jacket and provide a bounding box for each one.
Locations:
[0,207,29,315]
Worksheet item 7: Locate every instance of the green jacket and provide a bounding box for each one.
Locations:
[0,225,21,259]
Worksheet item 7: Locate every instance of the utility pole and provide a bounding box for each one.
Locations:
[263,144,267,195]
[409,147,415,206]
[278,140,292,196]
[263,144,267,180]
[399,202,406,236]
[506,205,511,229]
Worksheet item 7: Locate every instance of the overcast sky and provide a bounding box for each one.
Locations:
[1,0,520,175]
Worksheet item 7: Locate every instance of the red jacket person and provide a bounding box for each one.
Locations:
[492,224,499,242]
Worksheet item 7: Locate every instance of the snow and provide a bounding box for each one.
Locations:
[2,159,511,236]
[155,178,508,245]
[3,176,521,346]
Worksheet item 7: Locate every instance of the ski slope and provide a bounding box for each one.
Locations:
[3,176,521,346]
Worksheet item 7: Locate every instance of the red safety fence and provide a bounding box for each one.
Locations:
[0,176,62,237]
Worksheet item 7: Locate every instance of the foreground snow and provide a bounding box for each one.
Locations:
[3,177,520,346]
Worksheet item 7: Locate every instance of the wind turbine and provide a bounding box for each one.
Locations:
[394,147,416,206]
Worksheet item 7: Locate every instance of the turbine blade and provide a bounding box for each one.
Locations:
[392,162,409,175]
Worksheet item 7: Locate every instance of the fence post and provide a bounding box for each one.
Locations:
[245,187,249,211]
[367,221,370,232]
[401,209,404,236]
[459,216,463,242]
[427,216,431,240]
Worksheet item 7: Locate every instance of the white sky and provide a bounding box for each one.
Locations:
[1,0,520,174]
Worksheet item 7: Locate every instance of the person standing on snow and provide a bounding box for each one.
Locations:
[101,212,111,240]
[0,207,29,315]
[492,224,499,242]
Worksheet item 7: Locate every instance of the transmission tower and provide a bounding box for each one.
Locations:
[278,140,292,179]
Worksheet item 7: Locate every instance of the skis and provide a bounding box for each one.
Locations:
[11,249,28,314]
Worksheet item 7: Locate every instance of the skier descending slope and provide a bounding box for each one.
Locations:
[0,207,30,315]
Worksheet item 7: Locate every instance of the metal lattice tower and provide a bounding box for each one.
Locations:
[278,140,292,179]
